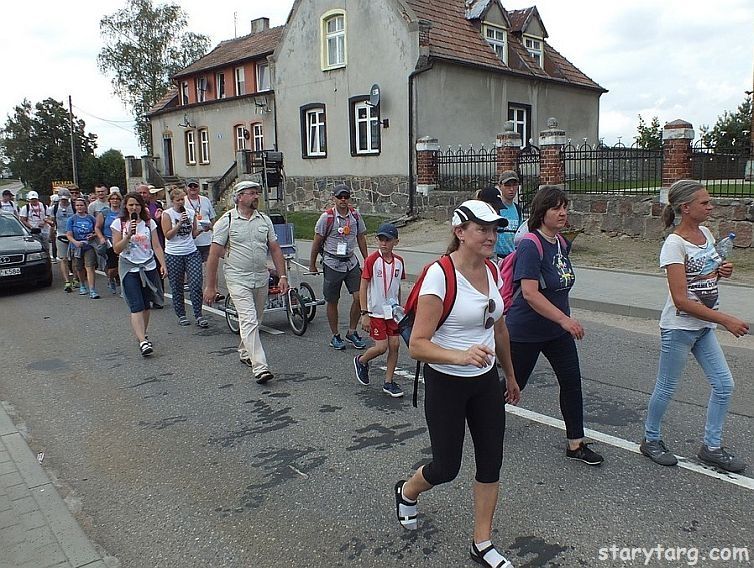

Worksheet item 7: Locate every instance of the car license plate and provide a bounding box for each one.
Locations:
[0,268,21,277]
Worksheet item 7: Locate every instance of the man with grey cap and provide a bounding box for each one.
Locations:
[52,188,76,291]
[309,184,368,350]
[1,189,18,215]
[494,170,524,259]
[19,191,52,249]
[203,180,288,384]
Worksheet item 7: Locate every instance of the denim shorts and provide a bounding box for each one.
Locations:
[121,269,161,313]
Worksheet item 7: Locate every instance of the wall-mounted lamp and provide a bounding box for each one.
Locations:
[178,113,196,128]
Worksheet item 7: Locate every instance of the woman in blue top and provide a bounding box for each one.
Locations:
[95,192,123,294]
[505,185,603,466]
[66,198,100,299]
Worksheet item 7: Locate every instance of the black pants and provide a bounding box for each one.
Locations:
[422,365,505,486]
[510,332,585,440]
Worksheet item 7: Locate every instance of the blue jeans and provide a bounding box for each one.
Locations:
[645,328,734,448]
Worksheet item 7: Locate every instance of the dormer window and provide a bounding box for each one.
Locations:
[524,36,543,67]
[483,24,507,63]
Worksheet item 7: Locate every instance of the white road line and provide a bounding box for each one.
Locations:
[380,365,754,492]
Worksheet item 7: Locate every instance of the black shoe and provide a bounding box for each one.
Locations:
[240,358,253,368]
[566,442,604,466]
[697,445,746,473]
[255,371,274,385]
[470,541,513,568]
[640,438,677,466]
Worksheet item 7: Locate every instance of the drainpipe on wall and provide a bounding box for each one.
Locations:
[407,20,434,217]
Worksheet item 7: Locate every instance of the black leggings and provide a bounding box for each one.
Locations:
[510,332,585,440]
[422,365,505,486]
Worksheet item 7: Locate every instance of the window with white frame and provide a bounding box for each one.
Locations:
[524,36,543,67]
[256,62,270,91]
[350,99,380,155]
[199,128,210,163]
[196,77,207,102]
[322,12,346,69]
[216,72,225,99]
[302,105,327,158]
[235,125,247,151]
[483,24,507,63]
[508,103,531,147]
[234,66,246,95]
[252,123,264,151]
[185,130,196,164]
[180,81,190,105]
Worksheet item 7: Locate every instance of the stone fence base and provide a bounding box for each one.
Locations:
[283,176,409,215]
[568,194,753,247]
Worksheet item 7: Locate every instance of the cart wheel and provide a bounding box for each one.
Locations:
[286,288,308,336]
[298,281,317,322]
[225,295,240,335]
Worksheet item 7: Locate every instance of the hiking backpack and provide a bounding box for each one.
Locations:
[399,254,499,406]
[499,232,568,314]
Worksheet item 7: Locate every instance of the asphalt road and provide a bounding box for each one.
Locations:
[1,275,753,568]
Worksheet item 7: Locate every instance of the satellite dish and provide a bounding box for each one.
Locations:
[368,84,381,107]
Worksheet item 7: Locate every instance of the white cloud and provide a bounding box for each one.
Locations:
[1,0,751,165]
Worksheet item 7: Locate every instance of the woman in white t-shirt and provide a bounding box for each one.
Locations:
[112,192,167,357]
[394,200,520,568]
[161,187,207,328]
[641,179,749,473]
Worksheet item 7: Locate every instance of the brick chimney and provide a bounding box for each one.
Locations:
[251,17,270,35]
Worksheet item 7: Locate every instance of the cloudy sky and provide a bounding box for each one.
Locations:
[2,0,751,158]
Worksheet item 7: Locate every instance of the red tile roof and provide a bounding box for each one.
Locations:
[149,86,178,114]
[405,0,604,92]
[173,26,283,79]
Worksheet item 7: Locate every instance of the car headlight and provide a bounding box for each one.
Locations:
[27,252,45,261]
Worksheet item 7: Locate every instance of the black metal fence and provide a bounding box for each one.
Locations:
[561,141,663,195]
[691,140,752,196]
[436,145,498,192]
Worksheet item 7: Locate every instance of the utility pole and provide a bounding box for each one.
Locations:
[68,95,79,186]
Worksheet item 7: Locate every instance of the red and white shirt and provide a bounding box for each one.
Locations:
[362,251,406,318]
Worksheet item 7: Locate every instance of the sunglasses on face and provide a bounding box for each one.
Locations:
[483,298,496,329]
[336,195,350,200]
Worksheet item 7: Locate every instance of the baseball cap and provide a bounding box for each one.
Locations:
[332,184,351,197]
[109,186,121,195]
[233,180,261,195]
[376,223,399,240]
[27,191,39,200]
[57,188,71,199]
[498,171,520,185]
[2,189,12,197]
[451,200,507,227]
[477,186,504,212]
[186,179,199,188]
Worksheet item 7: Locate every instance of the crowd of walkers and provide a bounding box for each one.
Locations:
[7,176,749,568]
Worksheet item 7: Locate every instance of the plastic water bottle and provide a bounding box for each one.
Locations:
[715,233,736,261]
[392,304,406,323]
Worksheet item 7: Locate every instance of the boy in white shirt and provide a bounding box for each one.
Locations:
[353,223,406,397]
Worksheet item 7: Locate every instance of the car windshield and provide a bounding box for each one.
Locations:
[0,214,27,237]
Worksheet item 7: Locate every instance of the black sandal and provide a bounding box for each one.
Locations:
[394,480,417,530]
[470,542,512,568]
[255,371,274,384]
[139,341,153,357]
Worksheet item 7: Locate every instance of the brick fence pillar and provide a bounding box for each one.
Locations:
[662,119,694,188]
[416,136,440,196]
[496,121,522,177]
[538,117,566,186]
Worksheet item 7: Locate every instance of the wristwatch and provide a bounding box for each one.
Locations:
[360,310,369,315]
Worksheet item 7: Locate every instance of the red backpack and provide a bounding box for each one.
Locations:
[398,254,499,406]
[499,232,568,314]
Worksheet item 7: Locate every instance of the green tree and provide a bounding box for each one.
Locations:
[635,115,662,150]
[98,0,210,154]
[700,96,752,150]
[0,98,98,197]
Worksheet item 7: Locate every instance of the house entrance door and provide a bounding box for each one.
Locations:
[163,138,174,176]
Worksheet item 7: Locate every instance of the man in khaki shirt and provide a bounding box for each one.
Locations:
[204,181,288,384]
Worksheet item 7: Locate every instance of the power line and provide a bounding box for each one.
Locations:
[71,104,136,133]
